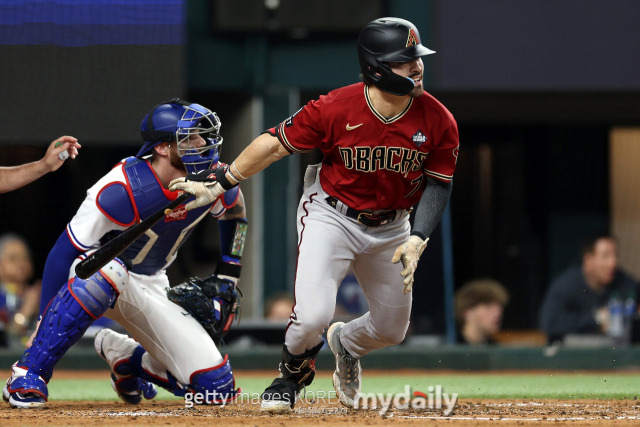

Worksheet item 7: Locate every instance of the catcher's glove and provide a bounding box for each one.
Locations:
[166,274,241,344]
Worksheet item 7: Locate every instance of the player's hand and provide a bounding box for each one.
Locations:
[391,236,429,294]
[44,136,81,171]
[170,166,240,211]
[169,177,225,210]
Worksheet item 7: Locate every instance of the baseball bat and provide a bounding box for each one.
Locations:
[74,193,191,279]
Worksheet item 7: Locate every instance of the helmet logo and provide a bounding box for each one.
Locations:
[406,29,419,47]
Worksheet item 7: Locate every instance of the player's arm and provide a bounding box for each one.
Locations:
[0,136,81,194]
[410,177,453,241]
[38,231,84,315]
[228,133,291,183]
[39,177,133,314]
[169,133,290,210]
[391,177,453,294]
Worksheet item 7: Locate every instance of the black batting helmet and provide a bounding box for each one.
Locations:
[357,17,435,96]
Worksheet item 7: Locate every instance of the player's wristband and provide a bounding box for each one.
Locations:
[410,231,428,241]
[215,261,241,279]
[215,166,239,191]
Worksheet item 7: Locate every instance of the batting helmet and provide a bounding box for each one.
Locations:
[357,17,435,96]
[138,98,223,174]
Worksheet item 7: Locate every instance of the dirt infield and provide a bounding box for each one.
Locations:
[2,399,640,426]
[1,371,639,426]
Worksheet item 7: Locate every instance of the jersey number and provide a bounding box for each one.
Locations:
[405,174,424,199]
[131,209,210,267]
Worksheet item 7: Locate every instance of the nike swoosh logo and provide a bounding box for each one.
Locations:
[346,123,364,131]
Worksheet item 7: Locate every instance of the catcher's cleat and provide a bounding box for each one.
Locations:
[327,322,361,408]
[2,363,48,409]
[108,373,157,405]
[94,328,158,404]
[260,377,300,414]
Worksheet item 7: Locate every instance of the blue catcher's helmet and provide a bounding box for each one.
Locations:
[138,98,223,173]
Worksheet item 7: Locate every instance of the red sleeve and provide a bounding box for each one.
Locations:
[271,99,327,154]
[423,113,459,182]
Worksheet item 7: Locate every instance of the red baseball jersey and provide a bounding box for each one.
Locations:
[269,83,459,211]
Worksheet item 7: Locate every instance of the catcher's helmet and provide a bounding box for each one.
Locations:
[138,98,223,173]
[357,17,435,96]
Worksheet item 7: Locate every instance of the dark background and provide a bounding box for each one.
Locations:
[2,0,640,336]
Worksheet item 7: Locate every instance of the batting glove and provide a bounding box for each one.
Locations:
[169,167,235,211]
[391,236,429,294]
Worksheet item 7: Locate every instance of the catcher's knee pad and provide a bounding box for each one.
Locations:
[279,341,323,388]
[71,258,127,318]
[187,356,237,404]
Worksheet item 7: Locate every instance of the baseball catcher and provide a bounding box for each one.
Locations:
[4,99,247,408]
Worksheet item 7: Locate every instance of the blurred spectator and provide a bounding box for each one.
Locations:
[264,293,295,322]
[335,273,369,318]
[538,234,640,343]
[455,278,509,345]
[0,233,41,346]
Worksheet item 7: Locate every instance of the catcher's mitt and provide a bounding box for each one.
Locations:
[166,274,241,344]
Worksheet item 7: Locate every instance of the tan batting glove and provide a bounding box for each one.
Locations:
[391,236,429,294]
[168,177,226,211]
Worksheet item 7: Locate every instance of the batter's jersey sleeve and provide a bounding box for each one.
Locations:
[421,103,459,183]
[270,101,326,154]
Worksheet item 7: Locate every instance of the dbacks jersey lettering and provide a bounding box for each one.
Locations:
[271,83,459,211]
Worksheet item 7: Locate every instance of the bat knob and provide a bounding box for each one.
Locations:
[164,209,172,215]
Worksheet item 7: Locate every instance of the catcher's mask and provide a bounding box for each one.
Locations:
[357,17,435,96]
[138,98,223,174]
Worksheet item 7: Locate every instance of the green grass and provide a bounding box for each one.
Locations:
[47,372,640,401]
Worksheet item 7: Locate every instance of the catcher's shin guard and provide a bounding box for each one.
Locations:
[135,357,236,405]
[18,260,126,381]
[260,341,323,413]
[99,332,236,405]
[4,261,126,408]
[187,356,237,404]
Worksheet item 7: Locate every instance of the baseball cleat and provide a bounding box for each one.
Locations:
[327,322,361,408]
[3,363,48,409]
[108,373,157,405]
[94,328,157,404]
[260,377,300,414]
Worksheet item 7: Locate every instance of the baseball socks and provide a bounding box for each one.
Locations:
[260,341,323,413]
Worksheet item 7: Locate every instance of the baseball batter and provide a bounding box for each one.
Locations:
[3,99,247,408]
[170,17,459,413]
